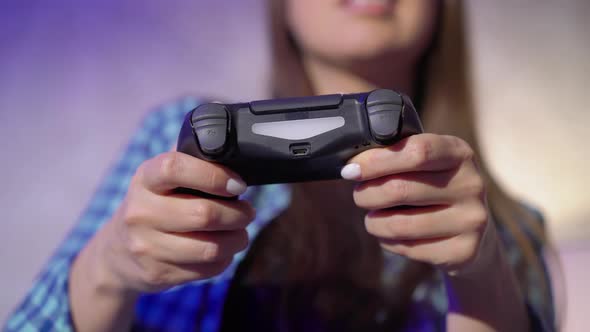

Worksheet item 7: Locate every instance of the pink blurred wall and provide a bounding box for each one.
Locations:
[1,0,588,330]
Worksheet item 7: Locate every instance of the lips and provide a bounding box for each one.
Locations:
[341,0,397,17]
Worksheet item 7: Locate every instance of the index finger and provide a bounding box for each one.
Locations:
[139,152,247,197]
[342,134,473,181]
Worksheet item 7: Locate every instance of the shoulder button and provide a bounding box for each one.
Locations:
[366,89,403,143]
[191,104,228,155]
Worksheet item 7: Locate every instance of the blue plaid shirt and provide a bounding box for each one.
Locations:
[5,97,555,331]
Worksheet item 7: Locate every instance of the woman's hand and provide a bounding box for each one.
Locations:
[70,152,254,331]
[343,133,492,276]
[99,151,254,292]
[344,133,530,331]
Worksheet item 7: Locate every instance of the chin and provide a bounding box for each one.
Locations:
[312,32,410,64]
[298,16,417,62]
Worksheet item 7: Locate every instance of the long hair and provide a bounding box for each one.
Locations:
[230,0,556,330]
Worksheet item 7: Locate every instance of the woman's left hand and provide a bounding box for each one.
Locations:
[343,133,496,276]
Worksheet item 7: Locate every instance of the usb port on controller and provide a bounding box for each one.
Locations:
[290,143,311,157]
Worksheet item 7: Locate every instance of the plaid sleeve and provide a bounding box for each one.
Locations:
[522,208,558,332]
[4,106,186,332]
[496,205,557,332]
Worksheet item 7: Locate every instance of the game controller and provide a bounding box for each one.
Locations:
[177,89,423,185]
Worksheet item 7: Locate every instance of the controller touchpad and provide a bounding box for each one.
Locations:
[251,117,345,140]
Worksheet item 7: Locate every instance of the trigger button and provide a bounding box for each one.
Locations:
[366,89,403,142]
[191,104,228,156]
[368,105,401,141]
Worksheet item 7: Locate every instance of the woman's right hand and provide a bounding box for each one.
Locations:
[76,151,255,296]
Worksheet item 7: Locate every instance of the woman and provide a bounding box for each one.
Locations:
[6,0,555,331]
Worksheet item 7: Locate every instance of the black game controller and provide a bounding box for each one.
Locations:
[177,89,423,185]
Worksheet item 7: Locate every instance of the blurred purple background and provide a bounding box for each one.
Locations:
[1,1,588,330]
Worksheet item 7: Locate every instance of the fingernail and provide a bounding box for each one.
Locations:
[226,178,247,195]
[341,163,361,180]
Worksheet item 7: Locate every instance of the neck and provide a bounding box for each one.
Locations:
[303,54,416,96]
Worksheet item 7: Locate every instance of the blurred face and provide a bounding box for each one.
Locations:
[286,0,439,64]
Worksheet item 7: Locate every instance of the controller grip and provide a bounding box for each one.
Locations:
[172,187,238,201]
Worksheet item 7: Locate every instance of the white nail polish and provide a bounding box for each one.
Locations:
[226,178,247,195]
[341,163,361,180]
